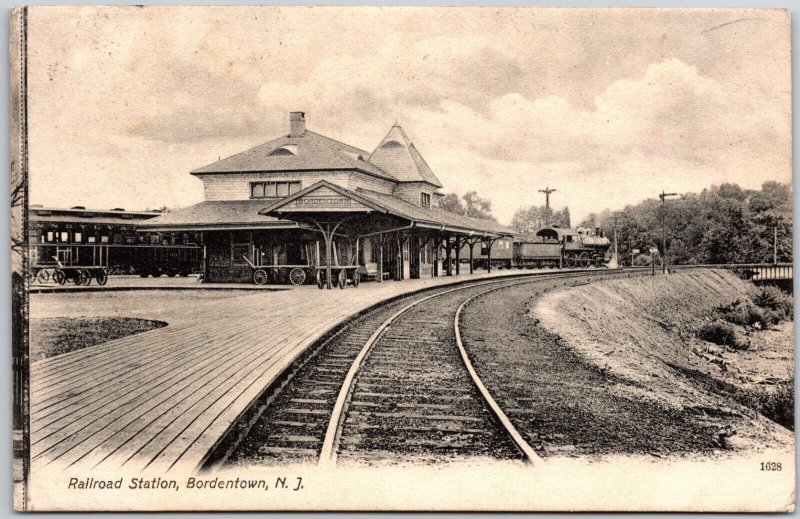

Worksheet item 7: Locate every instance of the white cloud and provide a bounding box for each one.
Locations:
[26,7,790,224]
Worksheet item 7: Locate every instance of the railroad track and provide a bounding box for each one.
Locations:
[216,268,644,470]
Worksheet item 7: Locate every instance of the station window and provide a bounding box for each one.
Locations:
[420,192,431,208]
[250,181,302,199]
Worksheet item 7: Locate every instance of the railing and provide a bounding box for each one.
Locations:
[670,263,793,280]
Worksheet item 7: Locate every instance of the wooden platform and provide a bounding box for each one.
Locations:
[29,268,545,475]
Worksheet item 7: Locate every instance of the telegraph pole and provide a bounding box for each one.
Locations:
[539,187,557,225]
[774,224,778,264]
[612,211,620,264]
[659,191,678,274]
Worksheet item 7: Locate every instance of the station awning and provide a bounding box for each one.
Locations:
[259,180,511,238]
[137,200,304,232]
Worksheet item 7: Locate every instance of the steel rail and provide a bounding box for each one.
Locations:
[318,268,626,466]
[453,285,544,465]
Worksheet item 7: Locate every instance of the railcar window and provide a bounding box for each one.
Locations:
[46,231,54,242]
[100,236,109,243]
[74,232,82,243]
[87,236,96,243]
[59,231,69,242]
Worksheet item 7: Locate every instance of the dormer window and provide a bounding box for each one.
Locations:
[268,144,298,156]
[420,192,431,208]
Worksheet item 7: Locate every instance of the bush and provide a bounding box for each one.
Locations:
[697,320,745,349]
[715,297,785,329]
[736,382,794,430]
[752,285,793,320]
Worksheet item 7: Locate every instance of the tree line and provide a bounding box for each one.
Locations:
[439,181,792,265]
[579,181,792,265]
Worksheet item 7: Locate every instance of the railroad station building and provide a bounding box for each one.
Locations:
[143,112,511,286]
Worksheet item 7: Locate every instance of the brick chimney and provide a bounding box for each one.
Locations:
[289,111,305,137]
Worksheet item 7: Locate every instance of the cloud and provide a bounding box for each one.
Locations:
[26,7,790,224]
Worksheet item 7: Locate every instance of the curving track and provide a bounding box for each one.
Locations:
[219,268,644,469]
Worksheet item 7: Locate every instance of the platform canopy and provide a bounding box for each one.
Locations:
[259,180,510,237]
[259,180,512,287]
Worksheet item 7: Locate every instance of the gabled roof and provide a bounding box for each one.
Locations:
[368,125,443,187]
[191,130,395,182]
[355,189,510,235]
[258,180,508,236]
[137,200,300,231]
[258,180,391,216]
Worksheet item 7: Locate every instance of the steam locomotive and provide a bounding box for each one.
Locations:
[463,225,612,270]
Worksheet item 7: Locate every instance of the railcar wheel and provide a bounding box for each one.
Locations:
[35,269,50,284]
[179,271,189,277]
[74,269,91,286]
[95,269,108,286]
[138,271,149,278]
[579,252,590,268]
[53,269,66,285]
[565,254,577,268]
[253,269,269,285]
[352,270,360,288]
[316,269,324,289]
[337,269,347,289]
[152,272,162,278]
[289,268,306,286]
[167,272,176,278]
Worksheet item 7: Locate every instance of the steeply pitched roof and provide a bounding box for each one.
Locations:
[191,130,395,182]
[138,200,300,231]
[368,125,444,187]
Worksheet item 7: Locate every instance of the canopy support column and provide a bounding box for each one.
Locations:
[395,231,402,281]
[378,234,385,283]
[482,236,500,274]
[432,236,441,277]
[201,232,208,283]
[311,219,345,290]
[454,236,462,275]
[445,236,452,276]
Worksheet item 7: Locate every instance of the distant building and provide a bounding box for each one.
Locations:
[143,112,510,285]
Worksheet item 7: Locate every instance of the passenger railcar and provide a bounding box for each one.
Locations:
[29,206,202,284]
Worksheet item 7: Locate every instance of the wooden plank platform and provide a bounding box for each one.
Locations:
[30,268,543,475]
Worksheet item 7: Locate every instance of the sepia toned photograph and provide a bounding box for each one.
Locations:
[10,5,794,511]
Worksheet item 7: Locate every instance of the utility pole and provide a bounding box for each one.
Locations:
[539,187,557,226]
[659,191,678,274]
[774,224,778,264]
[612,211,620,265]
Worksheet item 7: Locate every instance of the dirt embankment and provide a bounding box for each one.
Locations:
[533,269,793,451]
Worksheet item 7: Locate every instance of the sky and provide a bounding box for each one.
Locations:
[26,6,791,225]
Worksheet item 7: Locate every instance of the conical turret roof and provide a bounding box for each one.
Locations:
[368,124,443,187]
